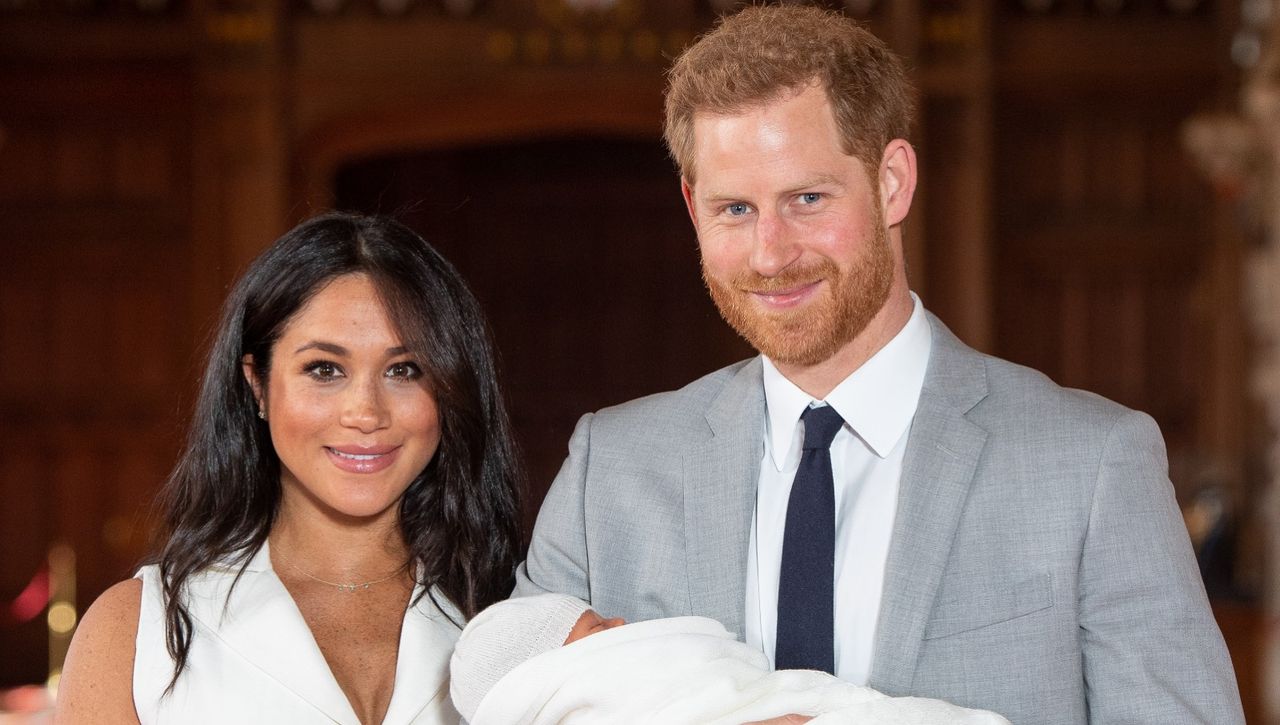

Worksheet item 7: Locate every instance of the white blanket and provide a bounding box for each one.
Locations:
[468,616,1010,725]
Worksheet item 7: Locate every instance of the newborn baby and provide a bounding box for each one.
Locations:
[449,594,1011,725]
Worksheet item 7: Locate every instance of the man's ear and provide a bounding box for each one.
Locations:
[242,355,264,412]
[680,177,699,228]
[879,139,917,227]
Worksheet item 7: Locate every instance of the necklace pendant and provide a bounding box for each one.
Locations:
[279,552,399,593]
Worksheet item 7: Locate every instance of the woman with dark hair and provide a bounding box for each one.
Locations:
[55,212,524,724]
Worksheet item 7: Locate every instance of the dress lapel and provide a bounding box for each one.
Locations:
[381,592,462,725]
[870,315,990,694]
[185,543,361,724]
[683,358,766,638]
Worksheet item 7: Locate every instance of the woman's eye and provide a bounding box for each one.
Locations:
[726,202,750,216]
[304,361,343,380]
[386,362,423,380]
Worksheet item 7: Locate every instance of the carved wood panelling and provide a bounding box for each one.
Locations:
[0,65,193,685]
[992,89,1238,500]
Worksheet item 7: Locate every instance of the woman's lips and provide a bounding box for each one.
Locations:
[749,280,821,309]
[325,445,401,474]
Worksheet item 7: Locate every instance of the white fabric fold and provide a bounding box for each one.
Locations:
[467,616,1009,725]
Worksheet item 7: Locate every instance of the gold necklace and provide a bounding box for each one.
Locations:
[274,550,407,593]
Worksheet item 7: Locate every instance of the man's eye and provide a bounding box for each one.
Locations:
[726,202,750,216]
[799,192,822,204]
[386,362,423,380]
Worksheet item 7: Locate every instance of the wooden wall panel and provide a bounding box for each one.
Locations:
[992,57,1234,505]
[917,95,993,350]
[0,64,194,685]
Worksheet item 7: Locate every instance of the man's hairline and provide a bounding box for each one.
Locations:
[672,78,887,188]
[670,76,810,183]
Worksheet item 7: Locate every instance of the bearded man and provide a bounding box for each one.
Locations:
[514,5,1243,723]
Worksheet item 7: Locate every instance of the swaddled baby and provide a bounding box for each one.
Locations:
[449,594,1010,725]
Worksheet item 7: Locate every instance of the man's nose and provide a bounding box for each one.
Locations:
[749,212,801,277]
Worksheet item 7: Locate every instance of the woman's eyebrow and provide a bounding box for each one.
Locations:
[295,341,347,355]
[294,341,412,356]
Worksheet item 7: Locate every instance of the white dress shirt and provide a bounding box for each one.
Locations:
[745,293,932,685]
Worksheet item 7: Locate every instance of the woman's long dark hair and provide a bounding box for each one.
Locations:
[154,212,524,682]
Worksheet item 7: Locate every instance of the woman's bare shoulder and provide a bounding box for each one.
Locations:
[54,578,142,724]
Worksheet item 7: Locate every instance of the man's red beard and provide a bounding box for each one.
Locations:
[702,221,893,368]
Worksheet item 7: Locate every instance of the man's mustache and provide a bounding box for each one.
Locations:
[728,261,837,295]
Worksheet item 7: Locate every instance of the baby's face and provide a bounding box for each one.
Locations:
[563,609,626,645]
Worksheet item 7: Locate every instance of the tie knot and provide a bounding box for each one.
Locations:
[800,405,845,450]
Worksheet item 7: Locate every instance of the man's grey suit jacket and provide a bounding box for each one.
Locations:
[515,313,1244,724]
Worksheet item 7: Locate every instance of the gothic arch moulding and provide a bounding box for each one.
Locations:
[293,80,666,212]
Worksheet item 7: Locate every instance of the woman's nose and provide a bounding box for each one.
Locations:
[339,377,390,432]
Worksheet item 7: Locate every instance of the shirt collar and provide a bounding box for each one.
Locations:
[762,293,932,470]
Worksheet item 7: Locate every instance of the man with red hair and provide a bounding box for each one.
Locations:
[517,6,1243,723]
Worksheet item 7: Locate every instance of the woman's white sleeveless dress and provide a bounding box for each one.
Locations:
[132,543,463,724]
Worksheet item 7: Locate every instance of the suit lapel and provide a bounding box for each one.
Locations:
[683,358,765,638]
[870,315,990,694]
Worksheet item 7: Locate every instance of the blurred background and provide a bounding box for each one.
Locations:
[2,0,1278,720]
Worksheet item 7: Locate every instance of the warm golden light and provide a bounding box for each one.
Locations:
[47,602,77,635]
[47,543,77,683]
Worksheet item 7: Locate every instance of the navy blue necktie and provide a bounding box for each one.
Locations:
[775,404,845,674]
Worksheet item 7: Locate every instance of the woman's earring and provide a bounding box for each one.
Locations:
[258,407,267,421]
